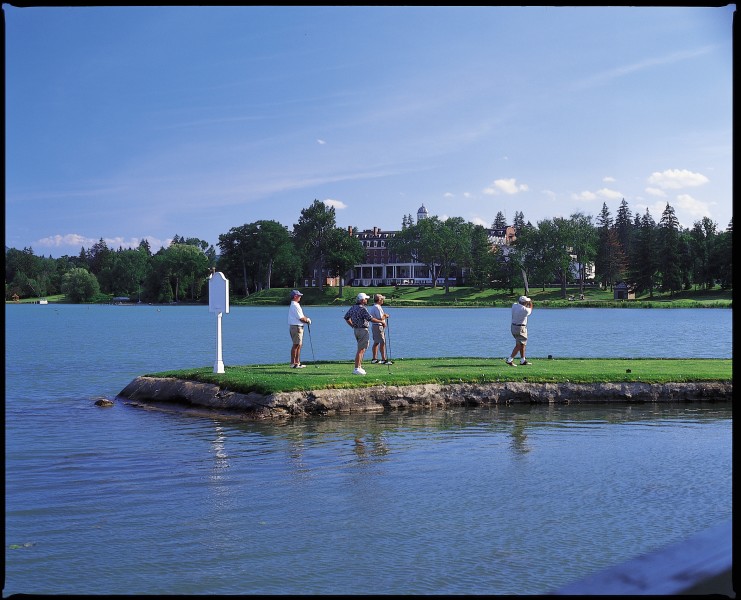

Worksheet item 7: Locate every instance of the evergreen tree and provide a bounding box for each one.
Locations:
[712,219,732,288]
[512,211,525,232]
[595,202,614,289]
[604,228,629,287]
[614,198,634,258]
[658,203,682,296]
[630,208,658,297]
[689,217,716,290]
[137,239,152,256]
[492,211,508,229]
[88,238,113,276]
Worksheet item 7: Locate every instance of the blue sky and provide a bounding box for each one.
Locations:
[5,5,734,258]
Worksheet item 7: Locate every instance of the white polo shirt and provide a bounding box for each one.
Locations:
[288,300,306,326]
[511,302,531,326]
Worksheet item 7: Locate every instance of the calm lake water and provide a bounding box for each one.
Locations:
[4,304,732,595]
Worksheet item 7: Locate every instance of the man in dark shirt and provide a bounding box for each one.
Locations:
[344,293,386,375]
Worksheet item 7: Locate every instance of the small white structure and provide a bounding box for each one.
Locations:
[208,271,230,374]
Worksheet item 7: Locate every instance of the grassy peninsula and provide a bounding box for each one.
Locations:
[146,357,733,396]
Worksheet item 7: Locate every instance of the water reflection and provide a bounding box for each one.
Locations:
[190,401,731,464]
[510,416,531,454]
[353,433,390,459]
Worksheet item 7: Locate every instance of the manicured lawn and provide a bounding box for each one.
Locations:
[146,357,732,396]
[234,285,732,308]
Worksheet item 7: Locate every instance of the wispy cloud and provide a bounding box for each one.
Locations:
[574,46,715,90]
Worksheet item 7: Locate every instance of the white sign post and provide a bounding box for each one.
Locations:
[208,271,230,374]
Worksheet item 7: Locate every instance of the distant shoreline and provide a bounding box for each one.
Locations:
[6,285,732,309]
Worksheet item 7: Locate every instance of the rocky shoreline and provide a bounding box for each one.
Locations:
[115,376,733,420]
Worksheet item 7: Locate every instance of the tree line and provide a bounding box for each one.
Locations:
[505,201,732,298]
[5,198,732,303]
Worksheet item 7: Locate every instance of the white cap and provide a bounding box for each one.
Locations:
[518,295,531,304]
[291,289,303,298]
[356,293,370,302]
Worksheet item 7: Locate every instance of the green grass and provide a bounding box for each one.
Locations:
[7,294,66,304]
[234,285,732,308]
[145,357,732,396]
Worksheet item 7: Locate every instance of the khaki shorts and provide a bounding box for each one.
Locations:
[511,324,528,344]
[354,327,370,351]
[290,324,304,345]
[371,324,386,344]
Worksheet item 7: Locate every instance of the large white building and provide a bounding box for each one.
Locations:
[300,204,594,289]
[349,204,515,287]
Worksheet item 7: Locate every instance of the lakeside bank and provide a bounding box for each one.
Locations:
[116,357,732,420]
[117,376,732,420]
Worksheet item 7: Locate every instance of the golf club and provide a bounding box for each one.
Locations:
[307,322,318,368]
[386,321,392,374]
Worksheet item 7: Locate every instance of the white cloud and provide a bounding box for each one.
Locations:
[647,169,709,190]
[483,178,529,195]
[37,233,91,248]
[470,216,488,227]
[602,176,616,183]
[572,191,597,201]
[571,188,621,202]
[317,139,326,145]
[674,193,714,222]
[323,198,347,210]
[645,187,667,197]
[444,192,454,198]
[36,234,169,254]
[596,188,623,200]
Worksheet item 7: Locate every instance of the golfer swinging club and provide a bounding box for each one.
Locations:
[506,295,533,366]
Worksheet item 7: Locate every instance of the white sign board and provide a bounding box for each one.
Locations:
[208,271,229,314]
[208,271,229,373]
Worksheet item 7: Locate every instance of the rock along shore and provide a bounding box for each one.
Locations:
[116,376,732,420]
